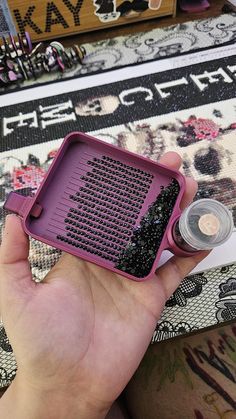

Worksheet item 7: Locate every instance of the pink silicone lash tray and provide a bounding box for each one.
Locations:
[4,132,192,281]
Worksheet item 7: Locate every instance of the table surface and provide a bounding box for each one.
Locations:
[0,0,232,395]
[60,0,225,47]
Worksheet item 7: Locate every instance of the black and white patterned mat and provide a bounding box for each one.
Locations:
[2,12,236,94]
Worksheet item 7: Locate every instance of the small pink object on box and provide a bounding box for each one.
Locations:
[179,0,210,12]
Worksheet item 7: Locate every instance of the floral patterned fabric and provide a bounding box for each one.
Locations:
[1,12,236,94]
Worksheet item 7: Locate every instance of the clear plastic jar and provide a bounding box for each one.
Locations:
[173,199,234,252]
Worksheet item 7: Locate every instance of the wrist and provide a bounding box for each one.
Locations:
[0,376,110,419]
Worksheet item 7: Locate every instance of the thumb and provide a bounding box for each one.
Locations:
[0,214,29,264]
[0,215,34,314]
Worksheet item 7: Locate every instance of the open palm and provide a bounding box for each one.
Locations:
[0,152,207,415]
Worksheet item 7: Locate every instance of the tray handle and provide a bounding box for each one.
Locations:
[3,191,41,218]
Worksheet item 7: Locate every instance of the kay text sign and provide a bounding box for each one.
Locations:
[6,0,176,42]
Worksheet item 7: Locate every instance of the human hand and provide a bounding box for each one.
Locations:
[0,152,208,419]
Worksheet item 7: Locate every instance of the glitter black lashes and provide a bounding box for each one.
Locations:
[57,154,180,277]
